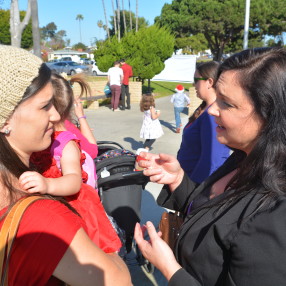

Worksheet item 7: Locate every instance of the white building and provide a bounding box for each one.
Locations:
[48,49,93,63]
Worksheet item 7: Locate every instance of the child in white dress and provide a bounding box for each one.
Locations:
[139,94,164,150]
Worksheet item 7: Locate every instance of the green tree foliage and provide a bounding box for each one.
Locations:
[175,33,208,54]
[109,10,148,36]
[72,42,87,50]
[0,9,11,44]
[155,0,286,61]
[41,22,67,50]
[94,36,124,71]
[0,9,32,48]
[41,22,57,40]
[94,25,175,83]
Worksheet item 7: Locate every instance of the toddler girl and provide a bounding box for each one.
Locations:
[19,73,121,254]
[139,94,164,150]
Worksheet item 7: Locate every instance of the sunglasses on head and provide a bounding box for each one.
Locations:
[194,77,208,84]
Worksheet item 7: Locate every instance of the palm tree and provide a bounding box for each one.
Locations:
[76,14,84,43]
[101,0,110,39]
[116,0,121,41]
[129,0,132,31]
[97,20,103,39]
[136,0,138,32]
[111,0,117,36]
[122,0,127,33]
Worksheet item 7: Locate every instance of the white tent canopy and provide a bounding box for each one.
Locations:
[152,55,197,83]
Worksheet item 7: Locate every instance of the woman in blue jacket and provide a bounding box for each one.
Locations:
[177,61,230,183]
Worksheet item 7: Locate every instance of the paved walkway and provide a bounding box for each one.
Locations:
[85,92,200,285]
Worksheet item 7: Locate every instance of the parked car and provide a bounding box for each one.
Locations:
[81,58,94,65]
[60,57,72,61]
[92,62,108,76]
[47,61,89,75]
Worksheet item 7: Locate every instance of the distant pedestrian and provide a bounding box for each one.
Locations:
[140,94,164,150]
[108,61,123,111]
[120,59,133,110]
[170,84,190,133]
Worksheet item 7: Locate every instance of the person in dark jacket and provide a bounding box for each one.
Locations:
[135,47,286,286]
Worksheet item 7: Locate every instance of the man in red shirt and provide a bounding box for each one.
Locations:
[120,59,133,110]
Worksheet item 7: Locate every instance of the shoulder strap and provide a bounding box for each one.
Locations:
[0,196,45,285]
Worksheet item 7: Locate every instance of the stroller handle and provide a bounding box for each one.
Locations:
[97,171,150,189]
[97,141,124,150]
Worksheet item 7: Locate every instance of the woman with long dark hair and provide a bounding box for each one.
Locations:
[0,45,131,286]
[135,47,286,285]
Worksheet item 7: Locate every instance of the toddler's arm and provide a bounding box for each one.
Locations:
[19,171,51,194]
[150,106,160,120]
[74,97,97,144]
[20,141,83,196]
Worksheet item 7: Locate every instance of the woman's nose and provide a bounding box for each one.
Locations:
[208,101,219,117]
[50,105,61,123]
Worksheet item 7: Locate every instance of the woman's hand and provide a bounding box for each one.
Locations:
[138,152,184,191]
[134,221,182,281]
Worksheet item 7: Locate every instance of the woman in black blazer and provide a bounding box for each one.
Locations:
[135,47,286,286]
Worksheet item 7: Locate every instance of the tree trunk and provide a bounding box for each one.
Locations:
[122,0,127,34]
[129,0,132,31]
[136,0,138,32]
[111,0,117,36]
[116,0,120,41]
[10,0,32,47]
[30,0,41,58]
[102,0,110,39]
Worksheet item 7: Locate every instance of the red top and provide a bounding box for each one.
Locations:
[30,132,122,253]
[0,199,84,285]
[64,120,98,159]
[121,63,133,85]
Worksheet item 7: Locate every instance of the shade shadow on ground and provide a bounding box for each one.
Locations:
[124,137,144,150]
[159,119,176,133]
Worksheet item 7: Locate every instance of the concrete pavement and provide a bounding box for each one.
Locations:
[85,93,199,285]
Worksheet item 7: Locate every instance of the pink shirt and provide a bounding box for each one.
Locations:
[65,120,98,159]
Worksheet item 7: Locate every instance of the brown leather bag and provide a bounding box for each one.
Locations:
[0,196,45,286]
[159,211,184,251]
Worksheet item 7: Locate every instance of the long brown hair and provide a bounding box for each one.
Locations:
[51,73,91,122]
[0,64,51,210]
[188,61,219,125]
[140,94,156,112]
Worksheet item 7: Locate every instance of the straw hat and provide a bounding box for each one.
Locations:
[0,45,42,127]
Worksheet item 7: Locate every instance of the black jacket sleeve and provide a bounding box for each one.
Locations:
[169,268,201,286]
[156,173,198,212]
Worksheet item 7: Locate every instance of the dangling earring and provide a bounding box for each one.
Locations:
[4,128,10,135]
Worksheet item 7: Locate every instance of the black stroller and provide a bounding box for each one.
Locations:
[94,141,153,272]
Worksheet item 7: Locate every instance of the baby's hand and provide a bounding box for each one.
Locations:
[19,171,49,194]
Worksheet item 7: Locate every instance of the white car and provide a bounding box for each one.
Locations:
[92,62,108,76]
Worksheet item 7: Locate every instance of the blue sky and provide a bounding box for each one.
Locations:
[1,0,172,46]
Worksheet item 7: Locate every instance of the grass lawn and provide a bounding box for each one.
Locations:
[142,80,193,98]
[84,75,192,98]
